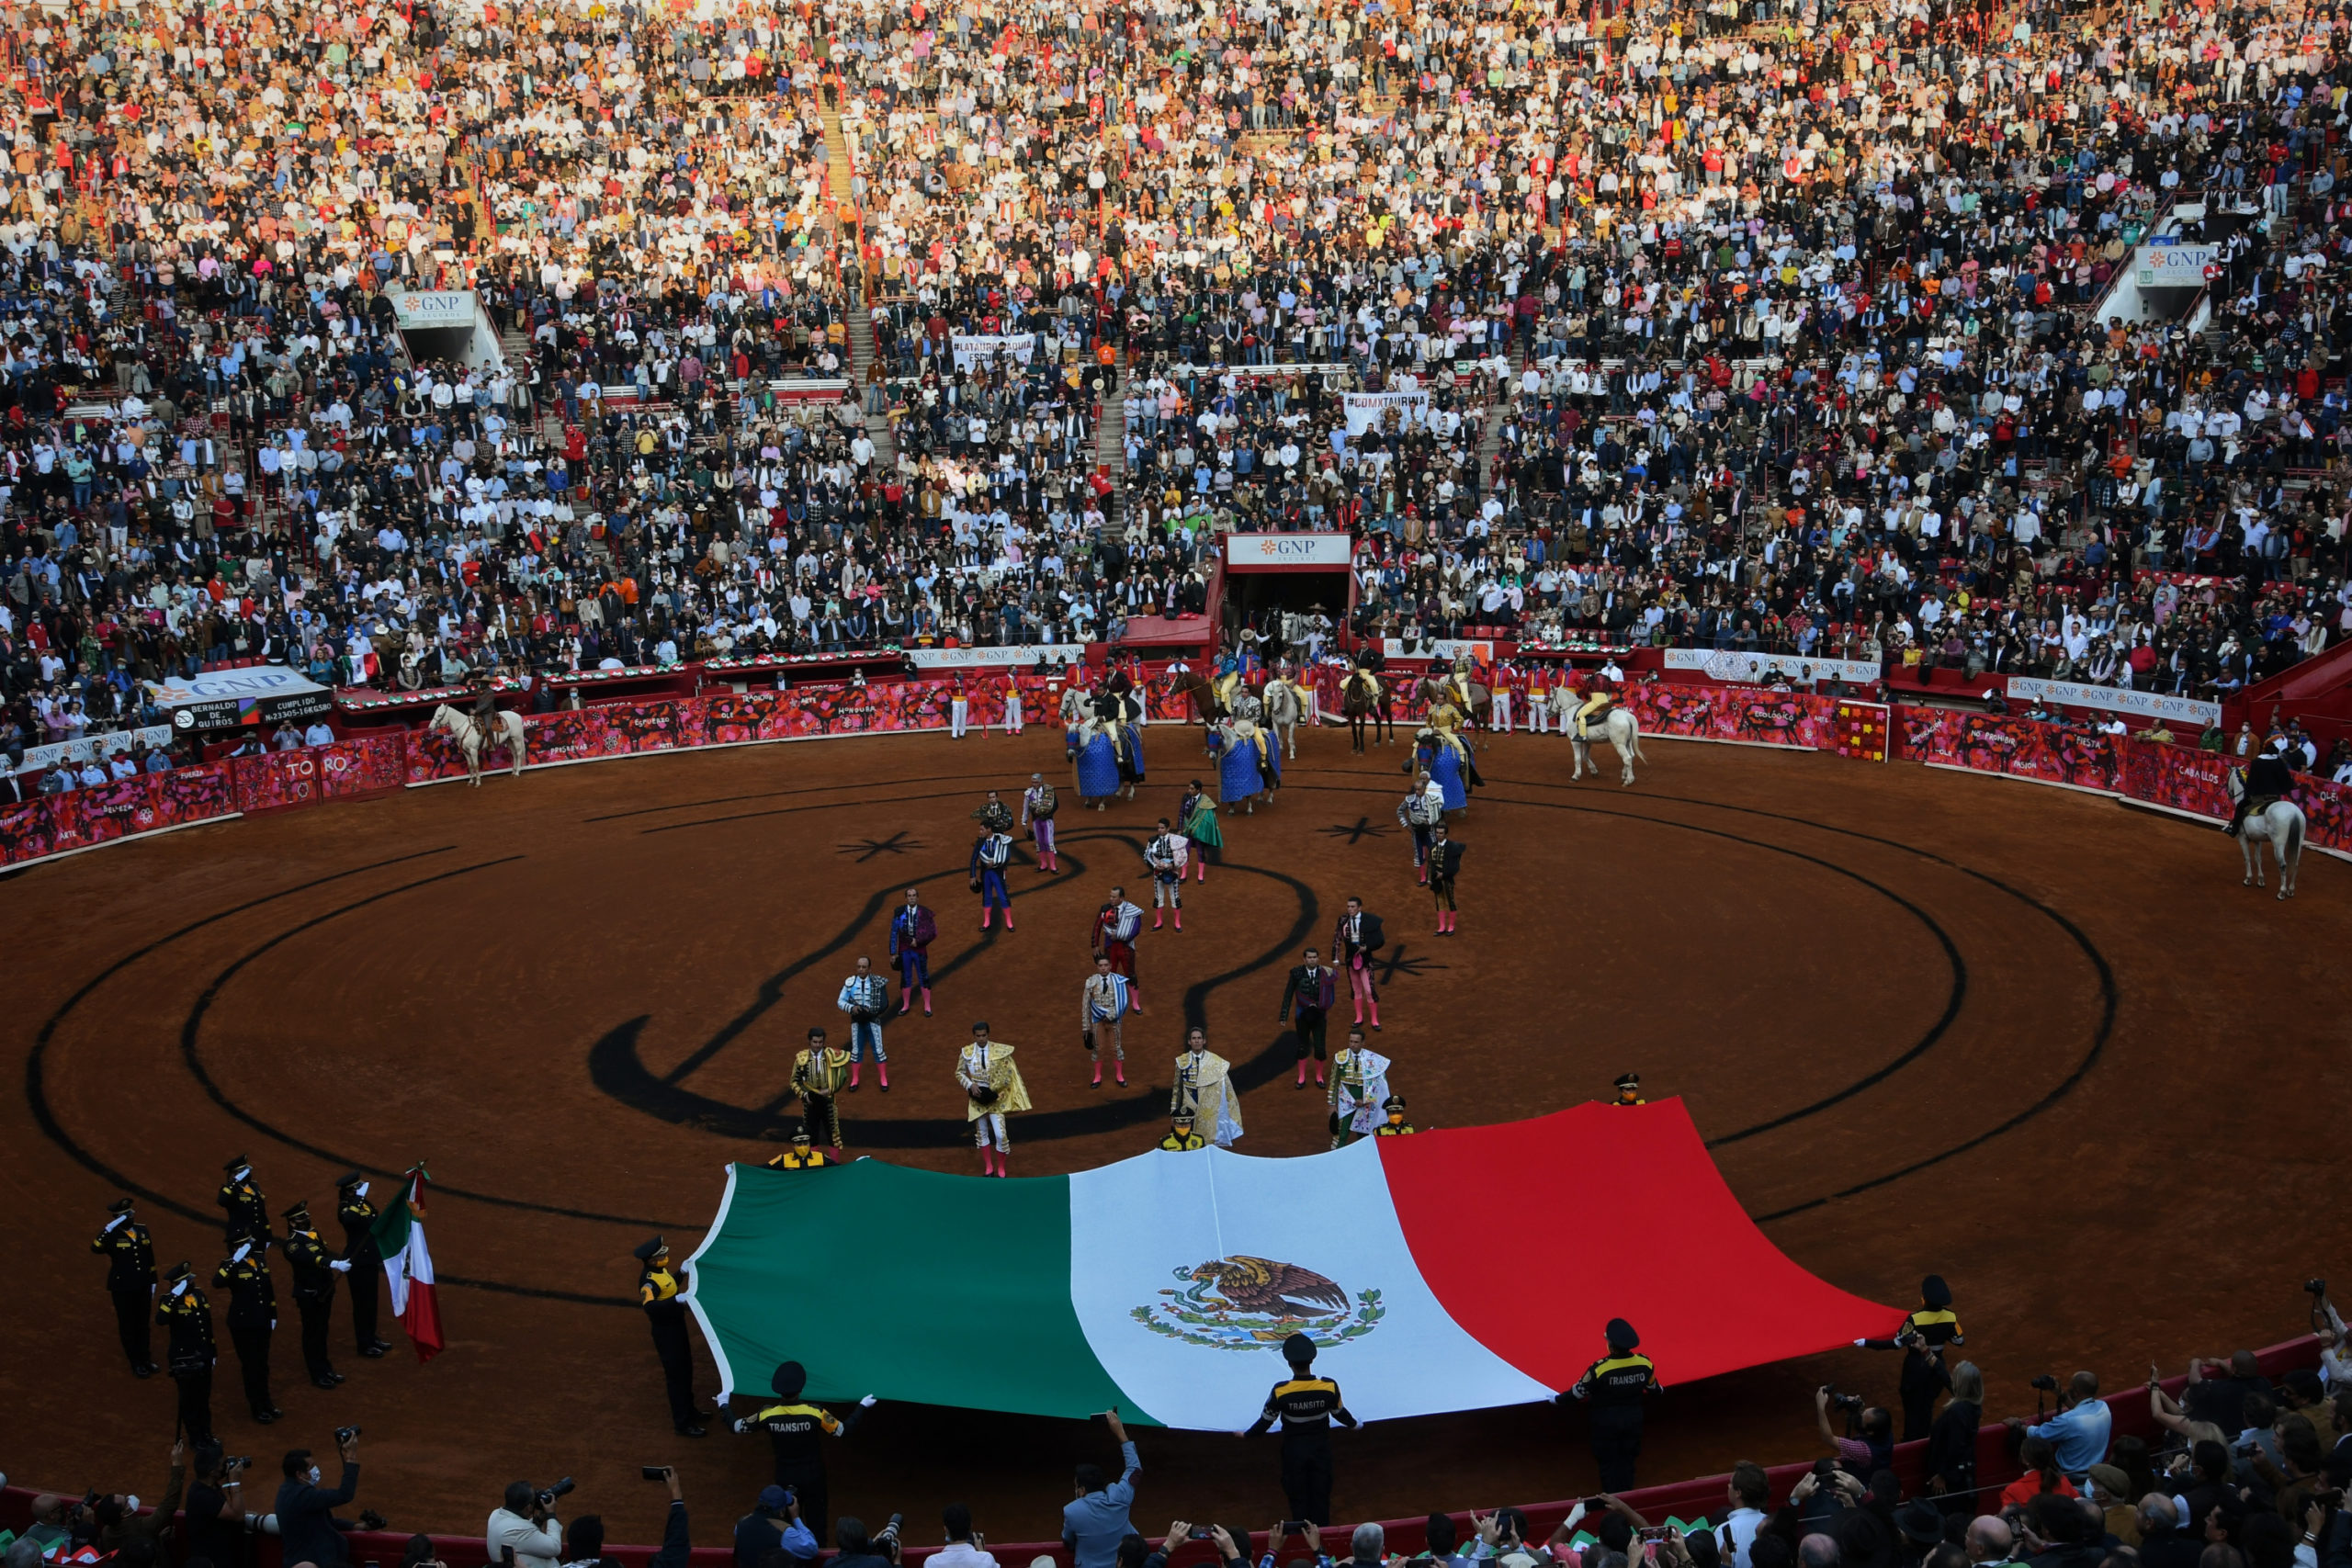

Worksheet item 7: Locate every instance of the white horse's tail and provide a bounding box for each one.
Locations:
[1625,712,1647,761]
[2280,804,2307,863]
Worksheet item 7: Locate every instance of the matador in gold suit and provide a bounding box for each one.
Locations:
[793,1028,855,1149]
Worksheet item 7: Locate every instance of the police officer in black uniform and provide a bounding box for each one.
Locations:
[281,1200,350,1388]
[636,1236,707,1438]
[1242,1332,1360,1527]
[213,1230,283,1423]
[334,1173,393,1359]
[218,1156,268,1246]
[2229,739,2300,835]
[1856,1274,1964,1440]
[730,1359,874,1543]
[92,1198,157,1377]
[157,1260,219,1445]
[1568,1317,1660,1492]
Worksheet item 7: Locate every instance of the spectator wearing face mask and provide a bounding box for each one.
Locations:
[274,1429,362,1568]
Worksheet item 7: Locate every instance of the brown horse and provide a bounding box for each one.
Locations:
[1165,668,1226,728]
[1340,669,1393,751]
[1413,671,1492,728]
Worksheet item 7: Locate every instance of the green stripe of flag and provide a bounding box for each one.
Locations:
[687,1163,1157,1426]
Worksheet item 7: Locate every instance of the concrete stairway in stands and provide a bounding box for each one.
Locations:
[820,107,896,470]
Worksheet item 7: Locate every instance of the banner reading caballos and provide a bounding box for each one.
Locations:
[0,761,240,866]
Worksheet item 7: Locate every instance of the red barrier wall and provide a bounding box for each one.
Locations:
[1895,709,2352,852]
[10,684,2348,871]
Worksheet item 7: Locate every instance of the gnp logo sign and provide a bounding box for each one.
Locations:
[1224,534,1353,570]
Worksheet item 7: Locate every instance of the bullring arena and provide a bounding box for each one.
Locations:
[6,695,2347,1547]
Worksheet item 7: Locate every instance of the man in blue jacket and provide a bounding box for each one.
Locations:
[1061,1409,1139,1568]
[274,1430,360,1568]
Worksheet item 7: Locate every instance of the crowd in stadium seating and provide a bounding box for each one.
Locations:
[13,1309,2352,1568]
[3,0,2352,780]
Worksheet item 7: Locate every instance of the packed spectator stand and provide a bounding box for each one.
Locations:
[4,0,2352,797]
[5,1318,2348,1568]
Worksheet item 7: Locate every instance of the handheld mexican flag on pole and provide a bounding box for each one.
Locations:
[370,1166,444,1363]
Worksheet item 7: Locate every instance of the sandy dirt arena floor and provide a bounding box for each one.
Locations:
[2,718,2344,1546]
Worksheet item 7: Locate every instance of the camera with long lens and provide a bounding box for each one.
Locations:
[334,1427,363,1445]
[2030,1374,2059,1393]
[874,1515,905,1546]
[1820,1385,1864,1414]
[535,1479,576,1511]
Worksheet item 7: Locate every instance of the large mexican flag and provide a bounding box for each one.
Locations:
[370,1168,444,1363]
[683,1101,1897,1427]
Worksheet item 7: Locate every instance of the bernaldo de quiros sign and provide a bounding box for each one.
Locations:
[1223,534,1354,571]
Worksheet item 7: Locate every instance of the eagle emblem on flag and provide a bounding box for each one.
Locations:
[1132,1255,1385,1350]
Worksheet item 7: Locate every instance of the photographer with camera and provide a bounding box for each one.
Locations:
[926,1505,997,1568]
[490,1478,573,1568]
[274,1428,362,1568]
[1815,1386,1896,1478]
[831,1517,900,1568]
[2003,1372,2110,1483]
[735,1486,820,1568]
[187,1444,255,1568]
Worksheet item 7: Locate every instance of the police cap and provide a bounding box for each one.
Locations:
[1605,1317,1640,1352]
[1920,1274,1952,1309]
[633,1235,667,1262]
[772,1359,808,1398]
[1281,1332,1317,1368]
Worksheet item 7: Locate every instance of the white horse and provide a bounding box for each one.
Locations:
[2226,767,2306,899]
[1551,694,1646,785]
[1263,679,1309,761]
[1057,684,1088,728]
[429,703,528,785]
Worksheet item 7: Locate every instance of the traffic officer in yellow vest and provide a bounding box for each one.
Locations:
[1567,1317,1660,1491]
[217,1156,268,1247]
[281,1201,353,1388]
[1241,1332,1360,1527]
[1855,1274,1964,1439]
[765,1130,840,1170]
[730,1359,876,1544]
[157,1260,218,1446]
[636,1236,708,1438]
[92,1198,157,1377]
[1158,1111,1206,1151]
